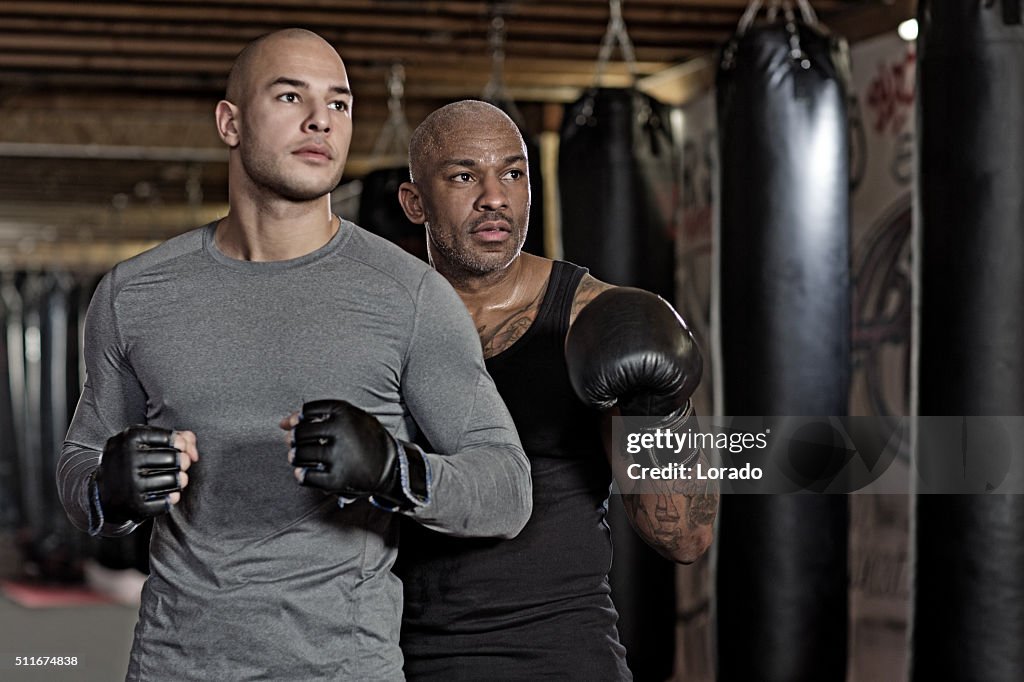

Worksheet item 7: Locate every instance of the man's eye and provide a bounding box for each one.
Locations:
[278,93,299,103]
[330,101,349,112]
[453,173,473,182]
[507,169,524,180]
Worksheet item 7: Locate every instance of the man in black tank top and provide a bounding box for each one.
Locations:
[393,100,718,681]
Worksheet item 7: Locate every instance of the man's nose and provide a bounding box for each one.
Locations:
[303,102,331,134]
[476,174,509,211]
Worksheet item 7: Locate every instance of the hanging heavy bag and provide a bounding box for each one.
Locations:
[17,273,46,548]
[38,273,89,581]
[559,87,680,300]
[358,167,427,262]
[914,2,1024,680]
[0,283,21,530]
[486,96,546,257]
[560,88,680,682]
[715,2,850,680]
[482,13,546,258]
[557,6,682,680]
[357,65,428,263]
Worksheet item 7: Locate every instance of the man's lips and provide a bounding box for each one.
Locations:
[293,145,333,161]
[471,220,513,243]
[471,220,511,234]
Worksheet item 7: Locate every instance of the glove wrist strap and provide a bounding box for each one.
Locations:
[369,441,432,512]
[87,470,105,536]
[87,469,138,537]
[657,400,695,430]
[632,400,702,468]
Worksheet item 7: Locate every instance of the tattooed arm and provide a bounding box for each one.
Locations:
[610,429,718,563]
[568,274,616,325]
[569,274,720,561]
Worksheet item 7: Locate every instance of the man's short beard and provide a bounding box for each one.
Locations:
[428,225,526,278]
[241,145,342,202]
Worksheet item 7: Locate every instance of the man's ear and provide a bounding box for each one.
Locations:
[398,181,427,225]
[215,100,241,148]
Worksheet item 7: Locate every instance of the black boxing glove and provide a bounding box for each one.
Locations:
[291,399,430,511]
[565,288,703,466]
[89,425,181,531]
[566,287,702,416]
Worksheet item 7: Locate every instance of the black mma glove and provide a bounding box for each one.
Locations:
[565,287,703,466]
[291,399,430,511]
[90,425,182,529]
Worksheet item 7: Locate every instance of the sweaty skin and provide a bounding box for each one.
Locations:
[401,100,717,564]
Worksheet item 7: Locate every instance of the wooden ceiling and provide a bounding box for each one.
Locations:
[0,0,914,266]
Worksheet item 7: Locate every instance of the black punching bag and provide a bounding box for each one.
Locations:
[358,167,428,262]
[487,97,546,257]
[559,87,681,681]
[715,10,850,682]
[559,88,680,300]
[0,280,20,530]
[914,2,1024,680]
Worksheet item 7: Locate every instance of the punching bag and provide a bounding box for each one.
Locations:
[357,64,426,262]
[1,274,26,532]
[0,280,20,530]
[715,6,851,681]
[487,96,546,257]
[18,273,46,557]
[358,167,428,262]
[39,273,87,581]
[559,87,681,681]
[559,88,680,300]
[914,2,1024,679]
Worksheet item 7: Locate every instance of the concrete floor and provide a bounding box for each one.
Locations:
[0,518,911,682]
[0,532,138,682]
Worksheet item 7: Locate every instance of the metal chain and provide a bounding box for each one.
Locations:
[592,0,638,87]
[370,63,412,160]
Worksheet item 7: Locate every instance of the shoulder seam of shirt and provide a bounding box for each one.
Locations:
[334,248,423,307]
[332,234,423,362]
[107,233,206,348]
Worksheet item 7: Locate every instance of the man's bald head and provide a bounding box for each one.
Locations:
[225,28,338,104]
[408,100,524,183]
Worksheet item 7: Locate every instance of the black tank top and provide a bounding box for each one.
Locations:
[396,261,631,681]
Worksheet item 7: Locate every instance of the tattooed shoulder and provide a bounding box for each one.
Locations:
[569,275,616,326]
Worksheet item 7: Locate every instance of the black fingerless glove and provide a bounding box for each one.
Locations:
[292,399,431,511]
[89,425,181,534]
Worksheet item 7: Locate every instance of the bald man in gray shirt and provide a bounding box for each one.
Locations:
[57,29,530,681]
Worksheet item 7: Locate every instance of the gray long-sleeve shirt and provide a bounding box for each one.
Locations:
[57,220,531,681]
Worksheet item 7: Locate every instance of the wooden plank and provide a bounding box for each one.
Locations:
[0,1,732,43]
[0,19,706,62]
